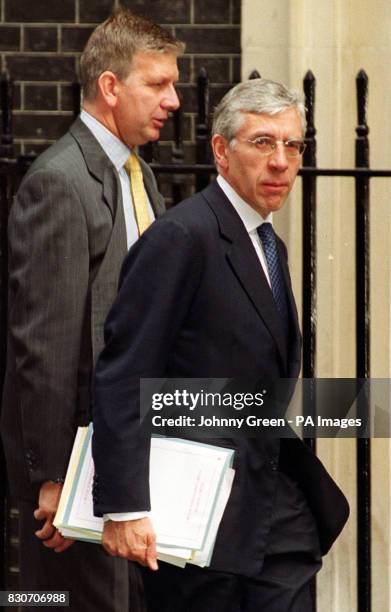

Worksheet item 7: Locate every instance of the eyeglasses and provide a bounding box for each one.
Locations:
[240,136,306,157]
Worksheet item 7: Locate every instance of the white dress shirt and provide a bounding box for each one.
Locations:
[80,110,155,250]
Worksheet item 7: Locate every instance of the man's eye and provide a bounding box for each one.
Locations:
[254,137,272,146]
[286,140,305,153]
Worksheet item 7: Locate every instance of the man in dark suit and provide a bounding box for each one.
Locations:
[92,78,349,611]
[1,8,182,611]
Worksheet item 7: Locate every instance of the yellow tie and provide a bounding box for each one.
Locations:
[124,152,151,236]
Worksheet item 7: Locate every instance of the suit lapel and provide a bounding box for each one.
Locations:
[139,156,165,218]
[70,118,165,220]
[69,117,118,218]
[202,181,289,371]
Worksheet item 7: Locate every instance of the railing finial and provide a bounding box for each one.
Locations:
[248,70,261,79]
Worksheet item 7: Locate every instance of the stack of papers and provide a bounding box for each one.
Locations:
[54,425,235,567]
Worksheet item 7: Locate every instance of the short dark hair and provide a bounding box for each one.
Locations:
[80,8,184,101]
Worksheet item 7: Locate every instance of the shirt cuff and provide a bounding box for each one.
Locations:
[103,511,150,522]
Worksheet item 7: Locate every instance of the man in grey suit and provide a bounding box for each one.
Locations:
[1,8,182,611]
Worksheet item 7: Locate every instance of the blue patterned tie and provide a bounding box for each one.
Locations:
[257,222,289,330]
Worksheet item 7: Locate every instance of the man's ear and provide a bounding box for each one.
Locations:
[97,71,119,108]
[211,134,230,170]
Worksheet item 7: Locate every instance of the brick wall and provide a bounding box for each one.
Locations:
[0,0,241,160]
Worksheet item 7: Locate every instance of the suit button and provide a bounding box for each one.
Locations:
[26,450,38,471]
[269,459,277,471]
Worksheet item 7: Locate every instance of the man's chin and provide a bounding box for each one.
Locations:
[256,199,286,216]
[139,128,161,145]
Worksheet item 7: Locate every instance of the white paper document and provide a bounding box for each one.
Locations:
[150,437,233,550]
[54,425,235,567]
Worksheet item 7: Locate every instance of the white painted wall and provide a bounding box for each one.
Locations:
[242,1,391,610]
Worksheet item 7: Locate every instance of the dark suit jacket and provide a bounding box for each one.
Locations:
[1,117,165,502]
[92,180,349,577]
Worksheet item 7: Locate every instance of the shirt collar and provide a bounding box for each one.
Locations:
[80,109,130,172]
[216,175,272,233]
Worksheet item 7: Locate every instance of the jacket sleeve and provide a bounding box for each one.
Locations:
[92,215,203,515]
[7,167,90,484]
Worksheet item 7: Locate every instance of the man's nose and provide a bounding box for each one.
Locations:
[162,85,180,110]
[268,143,289,170]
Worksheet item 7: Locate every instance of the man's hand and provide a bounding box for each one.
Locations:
[102,517,158,570]
[34,481,75,553]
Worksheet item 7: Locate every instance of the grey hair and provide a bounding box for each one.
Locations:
[212,78,306,142]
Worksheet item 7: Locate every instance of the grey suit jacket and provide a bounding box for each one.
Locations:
[1,117,165,501]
